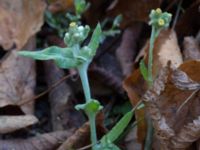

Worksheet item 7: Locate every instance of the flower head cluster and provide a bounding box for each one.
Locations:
[149,8,172,29]
[64,22,90,46]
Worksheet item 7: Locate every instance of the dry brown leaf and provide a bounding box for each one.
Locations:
[0,50,36,114]
[123,29,183,145]
[107,0,161,27]
[0,0,46,50]
[142,60,200,150]
[48,0,74,13]
[0,115,38,134]
[44,61,85,131]
[0,130,74,150]
[57,113,106,150]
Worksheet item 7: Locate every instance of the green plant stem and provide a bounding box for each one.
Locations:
[78,62,91,102]
[147,26,156,87]
[78,62,98,150]
[144,116,154,150]
[145,26,157,150]
[88,113,98,149]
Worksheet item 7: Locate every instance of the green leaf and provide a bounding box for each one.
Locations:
[75,99,103,114]
[88,23,102,56]
[139,59,148,81]
[18,46,81,69]
[113,14,122,28]
[101,110,134,143]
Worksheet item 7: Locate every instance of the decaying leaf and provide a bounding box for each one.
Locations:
[0,115,38,134]
[48,0,74,13]
[0,51,36,114]
[57,120,107,150]
[44,61,85,131]
[0,0,46,50]
[183,36,200,60]
[123,29,183,145]
[107,0,161,27]
[0,130,74,150]
[142,60,200,149]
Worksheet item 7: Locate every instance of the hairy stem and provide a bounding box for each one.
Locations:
[78,63,91,102]
[147,26,156,87]
[145,26,157,150]
[78,62,98,150]
[88,113,98,149]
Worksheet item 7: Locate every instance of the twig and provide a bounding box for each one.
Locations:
[172,0,183,30]
[177,88,200,113]
[18,74,71,106]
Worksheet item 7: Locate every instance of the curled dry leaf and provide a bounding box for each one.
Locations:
[123,29,183,144]
[0,115,38,134]
[107,0,161,27]
[0,0,46,50]
[142,60,200,149]
[0,51,36,114]
[0,130,74,150]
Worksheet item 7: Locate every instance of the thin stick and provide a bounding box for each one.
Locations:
[18,74,71,106]
[177,88,199,113]
[172,0,183,30]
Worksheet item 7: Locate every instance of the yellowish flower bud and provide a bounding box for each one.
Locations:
[156,8,162,14]
[158,18,165,26]
[70,22,76,27]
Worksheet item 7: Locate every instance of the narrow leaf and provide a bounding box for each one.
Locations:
[139,59,148,81]
[101,110,133,143]
[88,23,102,56]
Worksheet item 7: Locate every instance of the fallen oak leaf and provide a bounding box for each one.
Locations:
[142,60,200,149]
[0,0,46,50]
[0,50,36,114]
[123,29,183,145]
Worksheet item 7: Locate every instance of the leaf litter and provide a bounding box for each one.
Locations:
[0,0,199,150]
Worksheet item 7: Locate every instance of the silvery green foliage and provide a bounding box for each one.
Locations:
[18,23,102,69]
[66,0,90,23]
[149,8,172,37]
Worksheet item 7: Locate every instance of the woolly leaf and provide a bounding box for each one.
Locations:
[88,23,102,56]
[18,46,81,69]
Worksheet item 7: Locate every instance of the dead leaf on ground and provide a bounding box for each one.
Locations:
[0,50,36,114]
[107,0,162,27]
[44,61,85,131]
[142,60,200,150]
[0,0,46,50]
[48,0,74,13]
[123,29,183,145]
[0,115,38,134]
[0,130,74,150]
[57,113,106,150]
